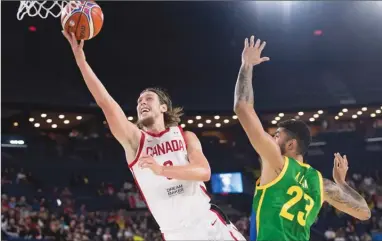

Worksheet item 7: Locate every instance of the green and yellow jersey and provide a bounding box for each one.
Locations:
[253,156,324,241]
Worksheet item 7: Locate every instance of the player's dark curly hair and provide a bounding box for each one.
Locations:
[278,119,311,155]
[137,87,183,129]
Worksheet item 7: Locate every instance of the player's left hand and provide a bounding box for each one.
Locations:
[138,155,164,176]
[242,35,270,66]
[333,152,349,185]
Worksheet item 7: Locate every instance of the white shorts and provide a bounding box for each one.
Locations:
[162,209,247,241]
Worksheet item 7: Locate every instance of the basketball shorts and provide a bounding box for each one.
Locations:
[162,208,247,241]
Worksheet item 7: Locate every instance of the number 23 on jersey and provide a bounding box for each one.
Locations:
[280,185,314,227]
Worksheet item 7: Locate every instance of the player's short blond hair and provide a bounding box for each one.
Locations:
[137,87,183,129]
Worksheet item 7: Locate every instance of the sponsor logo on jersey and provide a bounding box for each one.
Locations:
[166,184,184,197]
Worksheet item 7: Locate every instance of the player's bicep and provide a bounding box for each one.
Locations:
[184,131,211,169]
[236,105,283,169]
[101,98,141,148]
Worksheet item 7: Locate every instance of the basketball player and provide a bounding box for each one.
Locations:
[62,31,246,240]
[233,35,371,241]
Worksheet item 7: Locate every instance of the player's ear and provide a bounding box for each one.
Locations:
[287,139,294,151]
[160,104,168,113]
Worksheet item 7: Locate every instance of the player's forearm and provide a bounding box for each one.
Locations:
[161,164,211,182]
[324,178,371,220]
[234,63,254,110]
[77,61,114,108]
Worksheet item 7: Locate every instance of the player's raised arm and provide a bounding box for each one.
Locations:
[323,153,371,221]
[233,35,283,170]
[63,31,141,154]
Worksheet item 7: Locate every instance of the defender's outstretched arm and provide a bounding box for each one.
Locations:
[234,36,283,170]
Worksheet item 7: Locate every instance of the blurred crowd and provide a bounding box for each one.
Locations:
[3,167,382,241]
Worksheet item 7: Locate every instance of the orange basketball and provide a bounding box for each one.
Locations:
[61,1,104,40]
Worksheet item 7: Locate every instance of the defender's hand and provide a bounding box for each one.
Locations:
[333,153,349,185]
[242,35,270,66]
[62,30,86,64]
[139,155,164,176]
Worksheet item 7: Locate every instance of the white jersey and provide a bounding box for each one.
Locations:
[128,126,211,232]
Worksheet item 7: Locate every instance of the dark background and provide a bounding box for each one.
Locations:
[2,1,382,112]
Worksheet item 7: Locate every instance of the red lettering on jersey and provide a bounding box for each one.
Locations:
[147,147,153,156]
[145,140,185,157]
[178,140,184,151]
[157,143,165,155]
[165,141,173,153]
[171,140,179,151]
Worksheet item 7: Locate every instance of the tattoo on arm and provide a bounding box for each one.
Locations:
[323,178,370,214]
[234,64,254,106]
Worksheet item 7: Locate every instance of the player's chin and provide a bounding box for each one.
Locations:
[138,115,155,127]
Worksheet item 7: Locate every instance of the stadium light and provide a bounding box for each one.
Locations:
[52,124,58,128]
[342,108,348,113]
[223,119,229,124]
[34,123,40,127]
[298,112,304,116]
[128,116,133,121]
[352,115,357,119]
[29,118,34,122]
[198,123,203,128]
[187,120,193,124]
[371,113,376,118]
[76,116,82,120]
[41,113,47,118]
[58,114,65,119]
[278,113,284,117]
[318,110,323,114]
[64,120,70,124]
[335,116,339,120]
[309,118,315,122]
[275,117,281,121]
[338,112,343,116]
[46,119,52,123]
[206,119,212,124]
[13,122,19,127]
[357,111,362,115]
[271,120,277,124]
[313,114,319,118]
[215,123,221,128]
[232,115,238,119]
[196,116,201,120]
[214,115,220,120]
[181,124,186,128]
[362,107,367,111]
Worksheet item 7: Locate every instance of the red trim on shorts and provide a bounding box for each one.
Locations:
[128,132,145,168]
[143,128,170,137]
[161,233,166,241]
[200,185,211,199]
[229,231,239,241]
[210,209,227,225]
[178,125,188,149]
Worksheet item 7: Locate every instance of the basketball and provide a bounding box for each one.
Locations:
[61,1,104,40]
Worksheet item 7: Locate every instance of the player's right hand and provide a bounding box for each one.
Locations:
[62,30,86,64]
[242,35,270,66]
[332,152,349,185]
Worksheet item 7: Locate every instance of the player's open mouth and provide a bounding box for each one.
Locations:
[140,107,150,114]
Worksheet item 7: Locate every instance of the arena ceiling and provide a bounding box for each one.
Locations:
[2,1,382,112]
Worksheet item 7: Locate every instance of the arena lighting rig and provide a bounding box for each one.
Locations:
[6,105,382,130]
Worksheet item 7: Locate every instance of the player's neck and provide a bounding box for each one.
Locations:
[143,121,167,134]
[287,153,304,163]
